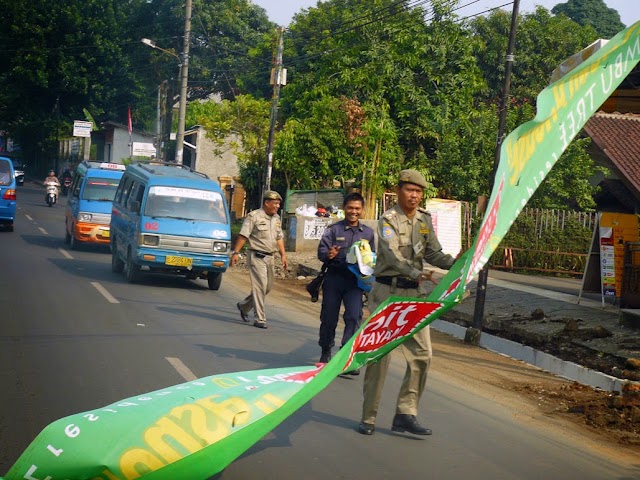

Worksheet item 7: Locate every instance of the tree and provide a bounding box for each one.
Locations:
[0,0,159,170]
[552,0,626,38]
[186,94,271,209]
[470,7,604,210]
[280,0,492,200]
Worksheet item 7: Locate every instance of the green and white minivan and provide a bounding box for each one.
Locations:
[110,162,231,289]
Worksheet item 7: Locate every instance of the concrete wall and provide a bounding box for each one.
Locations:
[102,128,155,164]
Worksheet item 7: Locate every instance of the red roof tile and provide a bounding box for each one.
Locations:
[584,112,640,197]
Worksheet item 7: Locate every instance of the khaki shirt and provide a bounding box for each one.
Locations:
[239,208,283,253]
[373,204,454,280]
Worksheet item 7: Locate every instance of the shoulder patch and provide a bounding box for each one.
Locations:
[381,223,395,239]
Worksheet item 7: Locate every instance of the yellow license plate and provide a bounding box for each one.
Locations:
[100,229,110,238]
[166,256,193,267]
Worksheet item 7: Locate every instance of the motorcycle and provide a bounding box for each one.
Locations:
[62,177,72,196]
[45,181,59,207]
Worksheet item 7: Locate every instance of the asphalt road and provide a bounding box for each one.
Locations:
[0,183,638,480]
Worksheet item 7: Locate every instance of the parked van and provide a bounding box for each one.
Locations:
[0,156,17,232]
[64,161,126,249]
[110,162,231,289]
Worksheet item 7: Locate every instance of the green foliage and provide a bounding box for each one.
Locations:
[471,7,599,105]
[552,0,627,37]
[283,0,490,200]
[187,94,271,208]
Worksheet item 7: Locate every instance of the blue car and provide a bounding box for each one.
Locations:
[0,156,17,231]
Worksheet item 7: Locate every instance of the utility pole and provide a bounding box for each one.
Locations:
[468,0,521,342]
[175,0,192,165]
[263,27,285,199]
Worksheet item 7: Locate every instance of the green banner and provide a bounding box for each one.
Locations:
[3,21,639,480]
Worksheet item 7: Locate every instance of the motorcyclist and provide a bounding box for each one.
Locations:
[43,170,60,202]
[60,167,73,195]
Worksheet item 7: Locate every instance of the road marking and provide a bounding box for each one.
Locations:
[90,282,120,304]
[25,214,33,221]
[59,248,73,259]
[166,357,197,381]
[38,227,48,235]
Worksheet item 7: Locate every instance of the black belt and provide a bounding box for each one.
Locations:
[251,250,274,258]
[375,276,419,289]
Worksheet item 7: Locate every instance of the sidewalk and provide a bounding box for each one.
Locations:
[297,259,640,392]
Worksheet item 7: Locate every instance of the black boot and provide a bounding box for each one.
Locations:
[319,348,331,363]
[391,414,432,435]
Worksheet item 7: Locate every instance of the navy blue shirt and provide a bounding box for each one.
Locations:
[318,220,375,272]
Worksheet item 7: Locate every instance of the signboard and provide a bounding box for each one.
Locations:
[580,212,639,303]
[73,120,93,137]
[303,217,333,240]
[600,212,639,298]
[132,142,156,157]
[425,199,462,257]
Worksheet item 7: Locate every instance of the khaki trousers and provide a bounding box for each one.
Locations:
[361,281,432,425]
[238,251,274,324]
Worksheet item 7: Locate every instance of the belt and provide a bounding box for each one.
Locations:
[375,276,419,289]
[250,250,274,257]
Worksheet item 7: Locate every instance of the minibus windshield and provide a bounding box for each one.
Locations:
[82,178,120,201]
[145,186,227,223]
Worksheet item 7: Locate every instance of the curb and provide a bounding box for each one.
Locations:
[431,319,631,393]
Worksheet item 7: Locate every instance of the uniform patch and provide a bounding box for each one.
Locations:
[382,224,394,239]
[336,236,346,241]
[419,222,429,235]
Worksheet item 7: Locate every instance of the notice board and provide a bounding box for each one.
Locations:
[425,199,462,257]
[579,212,639,303]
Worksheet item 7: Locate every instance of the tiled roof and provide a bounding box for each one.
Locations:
[583,112,640,197]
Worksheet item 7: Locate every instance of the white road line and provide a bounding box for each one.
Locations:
[58,248,73,259]
[38,227,48,235]
[166,357,198,381]
[90,282,120,304]
[25,214,33,221]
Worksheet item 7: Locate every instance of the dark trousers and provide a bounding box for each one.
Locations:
[318,269,363,351]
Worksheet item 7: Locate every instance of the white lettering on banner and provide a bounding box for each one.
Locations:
[24,464,52,480]
[46,445,63,457]
[367,304,416,331]
[65,424,80,438]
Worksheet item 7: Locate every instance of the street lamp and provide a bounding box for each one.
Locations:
[140,1,191,164]
[141,38,180,61]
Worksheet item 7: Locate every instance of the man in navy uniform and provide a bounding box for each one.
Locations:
[317,192,375,368]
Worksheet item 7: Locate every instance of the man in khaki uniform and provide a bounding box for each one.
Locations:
[231,190,288,329]
[358,169,455,436]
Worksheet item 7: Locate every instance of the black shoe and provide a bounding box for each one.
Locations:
[319,351,331,363]
[358,422,375,435]
[253,321,268,329]
[391,414,432,435]
[237,302,249,322]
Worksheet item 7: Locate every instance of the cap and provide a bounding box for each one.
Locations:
[398,169,428,189]
[263,190,282,201]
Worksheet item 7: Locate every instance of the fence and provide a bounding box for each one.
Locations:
[479,207,596,276]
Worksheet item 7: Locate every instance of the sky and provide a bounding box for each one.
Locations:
[252,0,639,29]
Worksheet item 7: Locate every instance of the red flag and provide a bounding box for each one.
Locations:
[127,106,132,136]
